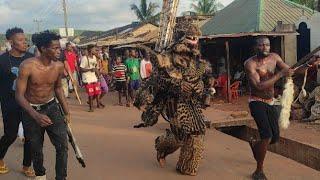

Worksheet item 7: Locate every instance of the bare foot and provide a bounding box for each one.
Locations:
[252,170,267,180]
[157,152,166,168]
[158,158,166,168]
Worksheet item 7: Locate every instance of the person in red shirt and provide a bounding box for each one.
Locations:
[64,42,78,93]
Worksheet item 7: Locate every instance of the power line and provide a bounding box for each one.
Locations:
[40,3,62,30]
[35,1,56,19]
[33,19,43,32]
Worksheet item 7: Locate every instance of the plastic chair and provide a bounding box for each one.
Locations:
[230,81,241,100]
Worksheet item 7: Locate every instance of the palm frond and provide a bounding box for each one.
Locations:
[140,0,147,17]
[191,0,223,15]
[130,0,160,23]
[130,4,146,22]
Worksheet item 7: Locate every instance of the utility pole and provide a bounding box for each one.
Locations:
[33,19,42,32]
[62,0,69,37]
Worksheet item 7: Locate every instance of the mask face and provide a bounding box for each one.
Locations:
[186,36,198,46]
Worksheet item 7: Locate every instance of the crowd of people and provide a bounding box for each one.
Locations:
[0,27,155,179]
[56,44,153,112]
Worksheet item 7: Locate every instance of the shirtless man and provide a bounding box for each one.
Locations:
[245,36,319,180]
[15,31,70,180]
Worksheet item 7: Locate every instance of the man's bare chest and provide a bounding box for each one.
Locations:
[29,68,59,86]
[255,60,277,79]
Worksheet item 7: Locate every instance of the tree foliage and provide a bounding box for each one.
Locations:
[191,0,224,15]
[130,0,160,24]
[288,0,317,10]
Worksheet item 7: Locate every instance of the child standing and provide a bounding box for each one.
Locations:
[112,57,129,106]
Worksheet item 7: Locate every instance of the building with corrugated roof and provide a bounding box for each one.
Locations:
[201,0,314,35]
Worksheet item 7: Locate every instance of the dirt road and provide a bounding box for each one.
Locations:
[0,92,319,180]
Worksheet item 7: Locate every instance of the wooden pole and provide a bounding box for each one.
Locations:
[69,73,82,104]
[62,0,69,37]
[280,36,285,61]
[225,41,232,102]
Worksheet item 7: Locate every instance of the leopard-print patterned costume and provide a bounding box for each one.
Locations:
[134,39,207,175]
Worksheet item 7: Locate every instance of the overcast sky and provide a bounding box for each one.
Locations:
[0,0,234,33]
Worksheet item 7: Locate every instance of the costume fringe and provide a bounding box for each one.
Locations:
[279,77,294,129]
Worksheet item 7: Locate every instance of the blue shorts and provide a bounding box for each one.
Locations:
[129,80,140,90]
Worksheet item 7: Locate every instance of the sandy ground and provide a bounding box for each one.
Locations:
[0,92,319,180]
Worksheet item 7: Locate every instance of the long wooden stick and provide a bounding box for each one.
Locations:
[73,85,82,105]
[292,46,320,68]
[69,74,82,105]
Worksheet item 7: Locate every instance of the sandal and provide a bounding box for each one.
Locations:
[0,165,9,174]
[22,168,35,177]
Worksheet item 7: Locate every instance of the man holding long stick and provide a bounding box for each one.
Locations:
[15,31,70,180]
[244,36,319,180]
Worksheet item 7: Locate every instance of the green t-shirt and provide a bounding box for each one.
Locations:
[125,58,140,80]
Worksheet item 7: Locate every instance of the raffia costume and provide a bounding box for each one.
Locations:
[298,86,320,122]
[133,24,208,176]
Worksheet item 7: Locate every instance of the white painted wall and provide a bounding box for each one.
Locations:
[310,13,320,51]
[284,34,297,66]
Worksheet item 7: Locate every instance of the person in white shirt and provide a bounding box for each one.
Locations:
[80,45,102,112]
[140,52,152,79]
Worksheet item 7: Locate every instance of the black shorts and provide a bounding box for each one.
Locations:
[115,81,127,92]
[249,101,281,144]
